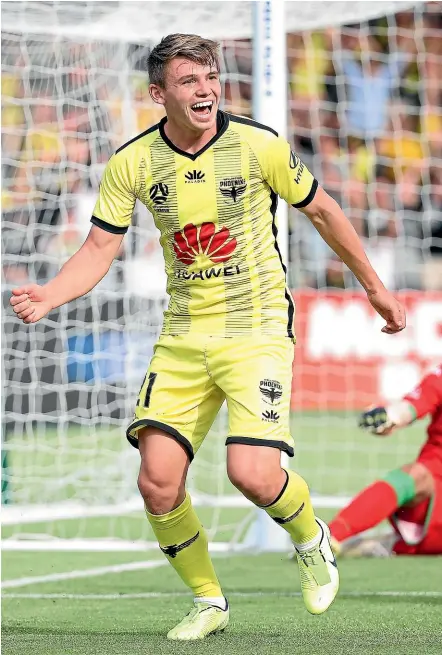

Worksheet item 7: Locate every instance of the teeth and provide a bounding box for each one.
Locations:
[192,101,213,109]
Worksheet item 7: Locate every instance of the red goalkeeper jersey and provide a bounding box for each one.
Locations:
[404,365,442,453]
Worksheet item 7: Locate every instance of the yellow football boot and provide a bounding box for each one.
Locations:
[295,518,339,615]
[167,600,229,641]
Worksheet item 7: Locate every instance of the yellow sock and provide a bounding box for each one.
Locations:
[263,469,319,545]
[146,492,223,598]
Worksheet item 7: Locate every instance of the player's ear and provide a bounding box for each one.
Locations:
[149,84,166,106]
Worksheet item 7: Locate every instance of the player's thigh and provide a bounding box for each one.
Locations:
[209,335,295,457]
[401,460,435,502]
[410,474,442,555]
[417,444,442,480]
[138,428,190,487]
[127,335,225,460]
[136,428,191,513]
[416,483,442,555]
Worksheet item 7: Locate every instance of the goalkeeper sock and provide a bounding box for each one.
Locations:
[146,492,223,598]
[329,471,416,543]
[263,470,319,545]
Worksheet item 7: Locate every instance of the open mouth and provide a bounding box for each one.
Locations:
[190,100,214,117]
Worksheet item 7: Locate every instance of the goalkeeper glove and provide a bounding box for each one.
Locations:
[358,406,393,434]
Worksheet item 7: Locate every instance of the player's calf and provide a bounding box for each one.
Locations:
[329,468,417,546]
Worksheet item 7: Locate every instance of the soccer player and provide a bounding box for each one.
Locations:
[330,365,442,557]
[10,34,406,639]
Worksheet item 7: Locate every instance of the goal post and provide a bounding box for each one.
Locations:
[253,0,289,263]
[252,0,291,551]
[2,0,424,553]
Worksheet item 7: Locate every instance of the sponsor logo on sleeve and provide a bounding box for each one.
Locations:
[289,150,300,169]
[294,162,305,184]
[289,151,305,183]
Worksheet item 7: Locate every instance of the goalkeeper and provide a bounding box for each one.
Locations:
[330,365,442,557]
[10,33,405,640]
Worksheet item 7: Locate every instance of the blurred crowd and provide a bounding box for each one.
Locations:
[2,3,442,291]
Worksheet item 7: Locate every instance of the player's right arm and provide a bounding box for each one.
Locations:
[10,151,136,324]
[359,365,442,436]
[10,227,125,323]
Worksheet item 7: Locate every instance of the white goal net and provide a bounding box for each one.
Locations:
[3,0,440,552]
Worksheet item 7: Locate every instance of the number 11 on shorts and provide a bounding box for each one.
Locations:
[144,372,157,408]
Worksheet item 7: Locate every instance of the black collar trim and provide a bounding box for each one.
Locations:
[158,110,228,160]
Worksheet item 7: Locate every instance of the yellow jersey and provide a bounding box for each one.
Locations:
[92,111,317,338]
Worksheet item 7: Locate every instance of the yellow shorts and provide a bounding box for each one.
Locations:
[127,334,295,460]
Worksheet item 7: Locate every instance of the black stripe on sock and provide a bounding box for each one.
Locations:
[160,531,200,558]
[272,502,305,524]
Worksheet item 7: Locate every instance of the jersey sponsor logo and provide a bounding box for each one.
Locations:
[219,177,247,203]
[173,223,240,281]
[175,264,241,281]
[173,222,237,265]
[149,183,169,213]
[262,409,280,423]
[289,150,300,170]
[259,379,283,405]
[185,170,205,183]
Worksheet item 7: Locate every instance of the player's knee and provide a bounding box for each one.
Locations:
[402,462,434,499]
[137,470,182,514]
[227,458,283,505]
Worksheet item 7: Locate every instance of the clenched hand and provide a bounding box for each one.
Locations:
[10,284,53,324]
[367,288,406,334]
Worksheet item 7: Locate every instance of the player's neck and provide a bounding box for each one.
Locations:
[163,118,217,155]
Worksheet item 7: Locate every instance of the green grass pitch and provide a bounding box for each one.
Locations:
[2,551,442,655]
[3,413,440,653]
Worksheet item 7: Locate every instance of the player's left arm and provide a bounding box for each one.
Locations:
[359,402,416,436]
[360,365,442,436]
[300,187,405,334]
[260,135,405,334]
[402,366,442,422]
